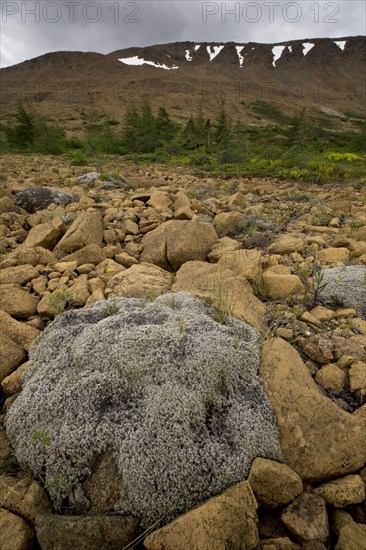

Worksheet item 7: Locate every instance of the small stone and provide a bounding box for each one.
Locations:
[349,361,366,397]
[334,308,357,318]
[115,252,139,268]
[275,328,293,340]
[281,493,329,544]
[1,362,28,396]
[314,475,365,508]
[315,364,346,391]
[309,306,335,322]
[0,508,34,550]
[248,457,303,507]
[303,335,334,364]
[0,476,53,526]
[0,332,26,383]
[318,247,350,264]
[53,261,78,273]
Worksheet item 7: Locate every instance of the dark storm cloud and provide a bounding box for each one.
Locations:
[1,0,365,67]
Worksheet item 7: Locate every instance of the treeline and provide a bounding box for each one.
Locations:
[0,100,233,160]
[1,100,365,181]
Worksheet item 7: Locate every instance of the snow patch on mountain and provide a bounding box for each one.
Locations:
[334,40,346,51]
[303,43,315,56]
[118,56,179,70]
[207,45,224,61]
[272,45,285,66]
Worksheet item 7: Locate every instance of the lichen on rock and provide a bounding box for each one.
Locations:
[5,292,282,528]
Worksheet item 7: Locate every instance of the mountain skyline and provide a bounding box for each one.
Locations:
[1,0,365,68]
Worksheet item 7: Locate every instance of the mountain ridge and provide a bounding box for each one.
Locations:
[1,36,365,124]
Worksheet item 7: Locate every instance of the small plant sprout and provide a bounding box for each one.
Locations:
[176,318,185,334]
[48,291,73,316]
[211,279,236,324]
[32,430,51,445]
[102,300,119,318]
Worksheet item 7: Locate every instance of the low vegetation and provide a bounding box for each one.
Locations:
[1,99,365,183]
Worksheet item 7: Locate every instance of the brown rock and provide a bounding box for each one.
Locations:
[268,235,306,255]
[56,211,104,253]
[260,537,296,550]
[106,262,174,300]
[318,247,350,264]
[309,306,335,322]
[62,244,106,266]
[82,449,121,513]
[0,332,26,383]
[35,514,138,550]
[172,261,266,333]
[0,264,39,285]
[0,286,39,318]
[94,259,125,283]
[12,245,55,267]
[214,211,246,237]
[114,252,139,268]
[173,191,194,220]
[227,191,247,208]
[314,475,365,508]
[0,509,34,550]
[140,220,218,271]
[69,275,90,306]
[0,476,53,526]
[0,310,39,351]
[1,362,28,396]
[148,190,173,211]
[53,261,78,272]
[218,248,262,283]
[144,481,259,550]
[349,361,366,397]
[303,335,334,364]
[23,218,64,249]
[207,237,242,262]
[248,458,303,507]
[0,418,15,471]
[315,364,346,391]
[335,514,366,550]
[260,339,366,482]
[262,271,304,300]
[281,493,329,544]
[0,196,17,214]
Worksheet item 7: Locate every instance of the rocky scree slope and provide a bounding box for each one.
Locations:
[0,157,366,549]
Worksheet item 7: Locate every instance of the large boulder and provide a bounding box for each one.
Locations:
[260,339,366,482]
[172,261,266,333]
[23,218,64,250]
[106,262,174,299]
[0,286,39,318]
[317,265,366,319]
[56,211,104,254]
[140,220,218,271]
[5,293,281,529]
[13,187,78,213]
[0,265,39,285]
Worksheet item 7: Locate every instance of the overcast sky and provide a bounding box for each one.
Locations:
[1,0,365,67]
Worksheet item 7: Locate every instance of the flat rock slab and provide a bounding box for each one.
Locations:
[260,338,366,482]
[144,481,259,550]
[35,514,138,550]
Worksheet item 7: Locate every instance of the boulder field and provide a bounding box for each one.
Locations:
[0,156,365,549]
